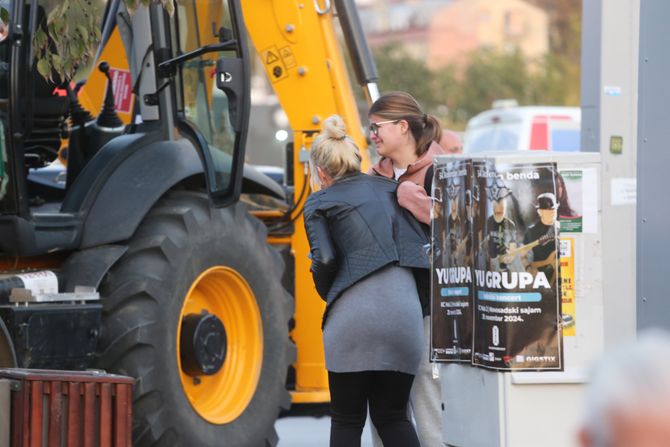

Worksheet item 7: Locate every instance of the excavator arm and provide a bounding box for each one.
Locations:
[242,0,375,162]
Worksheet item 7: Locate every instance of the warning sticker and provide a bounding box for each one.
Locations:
[108,68,133,114]
[266,50,279,65]
[262,45,287,83]
[279,46,297,69]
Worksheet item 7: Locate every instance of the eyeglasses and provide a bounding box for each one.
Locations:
[368,120,399,136]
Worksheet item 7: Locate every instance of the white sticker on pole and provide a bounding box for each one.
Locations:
[611,177,636,206]
[16,271,58,295]
[604,85,622,96]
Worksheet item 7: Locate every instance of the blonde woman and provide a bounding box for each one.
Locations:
[304,115,428,447]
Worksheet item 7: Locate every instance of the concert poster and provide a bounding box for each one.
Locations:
[471,160,563,371]
[430,158,474,363]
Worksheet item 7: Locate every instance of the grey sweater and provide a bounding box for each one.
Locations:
[322,264,424,375]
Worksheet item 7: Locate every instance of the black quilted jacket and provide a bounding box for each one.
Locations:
[304,173,430,315]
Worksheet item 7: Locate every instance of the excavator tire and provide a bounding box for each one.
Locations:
[96,190,295,446]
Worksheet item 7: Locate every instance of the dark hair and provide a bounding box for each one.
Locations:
[555,173,577,218]
[369,91,442,157]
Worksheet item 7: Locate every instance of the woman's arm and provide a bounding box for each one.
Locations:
[397,181,431,225]
[304,208,338,300]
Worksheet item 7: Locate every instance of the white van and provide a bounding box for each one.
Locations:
[463,106,581,153]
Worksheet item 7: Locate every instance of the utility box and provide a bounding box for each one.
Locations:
[0,368,134,447]
[434,152,603,447]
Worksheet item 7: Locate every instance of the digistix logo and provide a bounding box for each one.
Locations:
[525,355,556,362]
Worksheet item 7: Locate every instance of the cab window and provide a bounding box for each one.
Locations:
[174,0,243,199]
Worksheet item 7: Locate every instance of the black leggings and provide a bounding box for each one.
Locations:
[328,370,420,447]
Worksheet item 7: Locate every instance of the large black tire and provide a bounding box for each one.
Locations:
[96,190,295,446]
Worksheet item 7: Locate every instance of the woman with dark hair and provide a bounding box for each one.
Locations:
[368,91,452,447]
[368,91,446,225]
[556,172,579,219]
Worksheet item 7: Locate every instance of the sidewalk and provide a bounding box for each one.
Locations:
[276,415,374,446]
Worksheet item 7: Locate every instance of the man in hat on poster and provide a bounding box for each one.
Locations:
[523,192,559,282]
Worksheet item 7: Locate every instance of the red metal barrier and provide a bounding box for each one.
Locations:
[0,369,134,447]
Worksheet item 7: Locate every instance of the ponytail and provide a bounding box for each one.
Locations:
[416,113,442,156]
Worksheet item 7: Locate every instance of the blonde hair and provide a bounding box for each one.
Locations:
[309,115,362,189]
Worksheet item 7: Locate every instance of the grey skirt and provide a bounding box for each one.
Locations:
[323,264,424,375]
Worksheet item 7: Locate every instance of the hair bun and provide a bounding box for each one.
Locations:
[322,115,347,141]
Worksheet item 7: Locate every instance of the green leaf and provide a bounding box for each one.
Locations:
[53,40,65,60]
[46,5,61,23]
[0,7,9,24]
[33,29,47,49]
[70,41,83,58]
[36,59,50,78]
[51,54,62,72]
[77,25,90,46]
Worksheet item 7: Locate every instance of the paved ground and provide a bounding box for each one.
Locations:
[276,414,374,446]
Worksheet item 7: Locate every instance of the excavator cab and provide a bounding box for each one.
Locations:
[0,0,252,245]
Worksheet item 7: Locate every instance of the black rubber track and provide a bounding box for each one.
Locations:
[96,190,295,446]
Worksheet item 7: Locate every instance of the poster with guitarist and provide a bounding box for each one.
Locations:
[524,193,559,283]
[430,157,474,362]
[472,161,563,371]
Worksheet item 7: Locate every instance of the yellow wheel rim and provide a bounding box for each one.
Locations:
[177,266,263,424]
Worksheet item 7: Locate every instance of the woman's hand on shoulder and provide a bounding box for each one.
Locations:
[397,181,425,205]
[397,181,431,225]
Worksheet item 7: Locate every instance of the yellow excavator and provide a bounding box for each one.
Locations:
[0,0,378,444]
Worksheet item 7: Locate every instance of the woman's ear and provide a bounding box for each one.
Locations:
[316,166,331,188]
[398,119,410,135]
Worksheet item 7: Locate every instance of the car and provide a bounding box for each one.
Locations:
[463,105,581,154]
